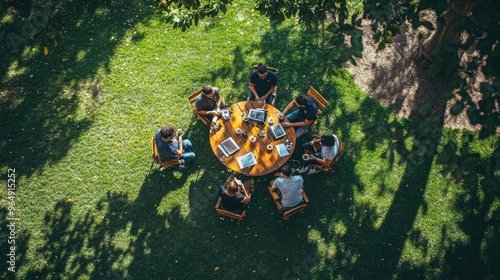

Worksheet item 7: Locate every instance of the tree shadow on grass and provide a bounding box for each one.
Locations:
[0,1,154,178]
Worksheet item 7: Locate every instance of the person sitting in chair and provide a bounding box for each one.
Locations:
[195,84,227,121]
[278,94,318,138]
[248,63,278,105]
[155,125,195,163]
[219,175,252,212]
[297,133,339,175]
[268,163,304,210]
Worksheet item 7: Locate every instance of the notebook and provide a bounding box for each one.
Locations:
[247,108,267,123]
[269,123,287,139]
[275,143,289,157]
[218,137,240,157]
[236,152,257,169]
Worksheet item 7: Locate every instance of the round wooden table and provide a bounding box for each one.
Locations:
[209,101,296,176]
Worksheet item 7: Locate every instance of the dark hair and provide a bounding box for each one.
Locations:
[295,95,308,106]
[256,63,268,74]
[281,163,292,176]
[160,126,175,139]
[321,134,336,147]
[202,84,213,95]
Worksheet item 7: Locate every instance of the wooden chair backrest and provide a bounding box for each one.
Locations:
[282,191,309,220]
[187,88,211,126]
[252,65,278,73]
[215,197,246,221]
[307,86,328,117]
[313,141,344,172]
[188,88,203,105]
[269,185,309,220]
[151,137,183,169]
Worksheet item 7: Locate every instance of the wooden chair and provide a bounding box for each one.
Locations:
[187,88,211,126]
[252,65,278,105]
[306,86,329,132]
[268,186,309,220]
[215,197,247,221]
[151,138,182,170]
[311,140,344,174]
[252,65,278,73]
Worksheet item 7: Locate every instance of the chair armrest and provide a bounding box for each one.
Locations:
[215,197,222,209]
[268,186,280,201]
[302,191,309,203]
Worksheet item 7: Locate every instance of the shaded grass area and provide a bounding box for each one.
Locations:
[0,0,499,279]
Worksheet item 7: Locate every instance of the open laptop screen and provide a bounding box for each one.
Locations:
[248,109,267,123]
[217,137,240,157]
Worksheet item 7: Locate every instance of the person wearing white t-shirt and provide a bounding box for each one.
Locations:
[269,163,304,209]
[298,134,339,174]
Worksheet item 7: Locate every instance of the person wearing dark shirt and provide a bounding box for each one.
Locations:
[195,84,227,122]
[248,63,278,105]
[155,126,195,163]
[278,94,318,137]
[218,175,252,212]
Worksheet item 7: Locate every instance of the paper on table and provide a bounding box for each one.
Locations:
[276,143,289,157]
[236,152,257,169]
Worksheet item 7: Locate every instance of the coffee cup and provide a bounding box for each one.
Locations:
[250,136,257,143]
[267,144,274,151]
[235,128,242,135]
[259,130,266,137]
[268,117,274,125]
[302,154,310,161]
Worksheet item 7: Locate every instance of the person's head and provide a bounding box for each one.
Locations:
[321,134,337,147]
[281,163,292,177]
[256,63,268,79]
[226,180,239,196]
[294,95,308,107]
[202,84,215,96]
[160,126,175,139]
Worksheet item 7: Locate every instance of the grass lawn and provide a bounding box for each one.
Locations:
[1,0,499,279]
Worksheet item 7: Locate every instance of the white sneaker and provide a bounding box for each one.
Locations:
[307,167,321,175]
[297,166,309,174]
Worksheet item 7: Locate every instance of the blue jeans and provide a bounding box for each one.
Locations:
[285,110,311,137]
[175,139,195,163]
[300,142,321,166]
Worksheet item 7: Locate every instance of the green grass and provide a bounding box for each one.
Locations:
[1,1,499,279]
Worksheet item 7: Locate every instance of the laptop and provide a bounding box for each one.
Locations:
[218,137,240,157]
[269,123,287,139]
[247,108,267,124]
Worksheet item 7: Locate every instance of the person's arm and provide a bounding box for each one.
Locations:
[195,104,221,116]
[261,85,277,101]
[278,100,295,120]
[249,82,260,100]
[282,119,313,128]
[309,154,332,166]
[239,183,251,204]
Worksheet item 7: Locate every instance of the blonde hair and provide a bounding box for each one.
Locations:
[226,181,239,196]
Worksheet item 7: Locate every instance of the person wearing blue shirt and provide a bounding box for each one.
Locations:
[155,126,195,163]
[278,94,318,137]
